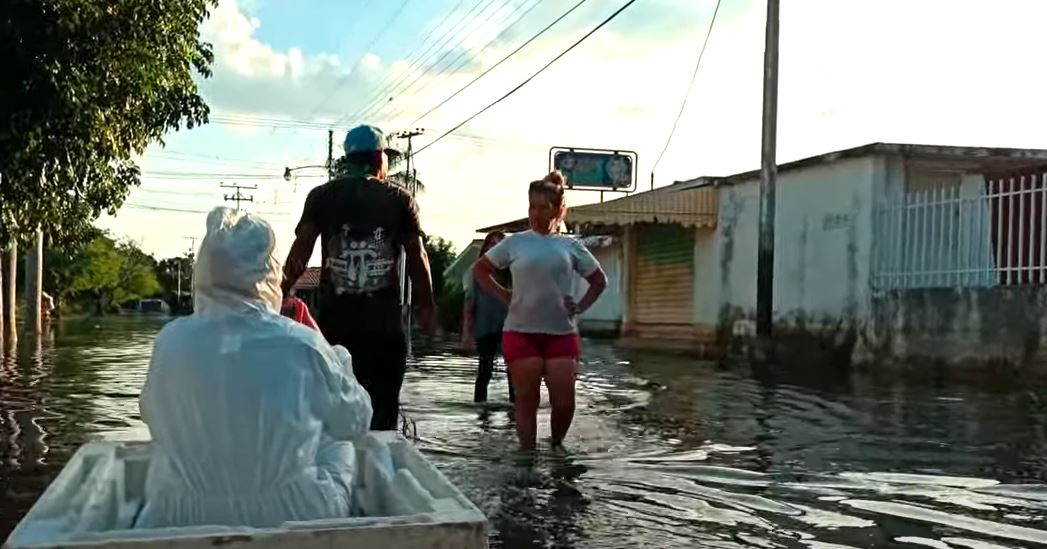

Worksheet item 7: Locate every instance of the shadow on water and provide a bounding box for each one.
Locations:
[4,317,1047,548]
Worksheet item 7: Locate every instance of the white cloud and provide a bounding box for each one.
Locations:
[108,0,1047,260]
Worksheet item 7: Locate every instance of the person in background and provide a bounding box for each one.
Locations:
[282,124,436,431]
[138,207,372,528]
[473,171,607,451]
[461,230,514,404]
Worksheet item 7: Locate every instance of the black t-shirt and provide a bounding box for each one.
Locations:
[296,176,420,338]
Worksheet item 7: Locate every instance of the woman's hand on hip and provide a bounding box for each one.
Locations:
[563,295,580,318]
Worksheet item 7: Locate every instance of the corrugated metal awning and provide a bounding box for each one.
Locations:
[566,184,717,229]
[578,235,614,249]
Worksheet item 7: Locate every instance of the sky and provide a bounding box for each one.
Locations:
[97,0,1047,263]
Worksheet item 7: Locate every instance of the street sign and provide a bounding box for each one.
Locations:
[549,147,637,192]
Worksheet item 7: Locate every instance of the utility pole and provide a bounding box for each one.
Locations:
[181,236,197,313]
[394,129,424,353]
[221,183,257,211]
[756,0,780,345]
[327,129,334,178]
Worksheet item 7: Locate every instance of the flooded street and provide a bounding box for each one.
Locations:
[3,318,1047,548]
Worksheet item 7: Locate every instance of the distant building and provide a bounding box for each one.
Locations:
[290,267,322,313]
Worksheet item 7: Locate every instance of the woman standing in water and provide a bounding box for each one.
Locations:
[461,231,514,403]
[474,171,607,450]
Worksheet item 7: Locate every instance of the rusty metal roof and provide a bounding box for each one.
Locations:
[293,267,322,290]
[565,184,718,230]
[476,184,717,233]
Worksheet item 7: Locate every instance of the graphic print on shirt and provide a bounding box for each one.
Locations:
[325,224,397,295]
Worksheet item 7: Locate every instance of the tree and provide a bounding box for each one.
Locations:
[43,234,160,314]
[422,234,464,334]
[156,255,194,312]
[423,234,456,300]
[0,0,217,247]
[330,155,425,193]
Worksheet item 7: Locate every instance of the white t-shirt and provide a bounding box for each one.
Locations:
[484,230,602,335]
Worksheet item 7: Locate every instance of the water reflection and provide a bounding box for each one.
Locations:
[2,317,1047,548]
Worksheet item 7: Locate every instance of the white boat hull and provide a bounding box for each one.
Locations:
[5,432,488,548]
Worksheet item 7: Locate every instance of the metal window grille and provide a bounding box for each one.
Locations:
[874,169,1047,288]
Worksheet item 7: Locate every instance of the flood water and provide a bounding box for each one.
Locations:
[3,317,1047,548]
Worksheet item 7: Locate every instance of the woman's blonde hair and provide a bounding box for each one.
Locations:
[528,170,567,210]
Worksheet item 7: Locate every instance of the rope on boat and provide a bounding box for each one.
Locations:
[399,407,418,441]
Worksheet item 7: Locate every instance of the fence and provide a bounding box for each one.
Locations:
[874,170,1047,289]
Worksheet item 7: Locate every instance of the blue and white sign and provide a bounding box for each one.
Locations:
[549,147,637,192]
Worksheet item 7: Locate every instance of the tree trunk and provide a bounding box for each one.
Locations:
[25,228,42,335]
[3,242,17,348]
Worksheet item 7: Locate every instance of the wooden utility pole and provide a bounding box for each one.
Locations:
[25,227,43,335]
[221,183,257,211]
[756,0,780,343]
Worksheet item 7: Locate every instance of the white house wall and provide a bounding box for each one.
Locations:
[573,241,623,324]
[699,156,879,326]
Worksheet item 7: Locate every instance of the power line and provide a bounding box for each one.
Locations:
[306,0,414,119]
[651,0,722,188]
[375,0,543,123]
[200,111,547,149]
[123,203,292,218]
[409,0,587,126]
[340,0,474,125]
[383,0,548,124]
[343,0,506,126]
[415,0,640,156]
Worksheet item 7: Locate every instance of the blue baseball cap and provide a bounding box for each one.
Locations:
[344,124,400,157]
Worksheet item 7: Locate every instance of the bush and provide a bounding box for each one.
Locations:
[437,281,465,337]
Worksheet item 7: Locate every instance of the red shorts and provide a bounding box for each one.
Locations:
[502,331,581,363]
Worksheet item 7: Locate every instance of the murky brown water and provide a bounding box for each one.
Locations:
[3,317,1047,548]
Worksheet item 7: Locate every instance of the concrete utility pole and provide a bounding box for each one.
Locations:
[25,227,43,335]
[221,183,257,211]
[394,129,424,354]
[756,0,780,343]
[3,242,16,347]
[180,236,197,313]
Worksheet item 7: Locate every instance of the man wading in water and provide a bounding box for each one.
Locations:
[282,124,436,431]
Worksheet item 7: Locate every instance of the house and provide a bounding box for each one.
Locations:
[560,142,1047,366]
[290,267,322,312]
[443,239,484,294]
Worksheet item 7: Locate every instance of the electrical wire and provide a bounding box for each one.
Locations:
[651,0,722,186]
[376,0,545,123]
[332,0,475,125]
[343,0,507,126]
[415,0,640,156]
[306,0,414,119]
[409,0,587,126]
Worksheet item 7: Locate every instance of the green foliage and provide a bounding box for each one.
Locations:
[423,234,456,301]
[330,155,423,193]
[155,255,194,312]
[0,0,217,247]
[422,234,462,335]
[437,280,466,336]
[45,234,161,314]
